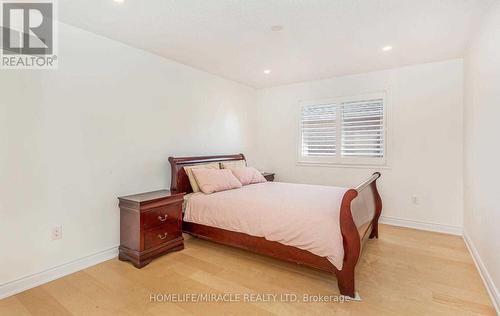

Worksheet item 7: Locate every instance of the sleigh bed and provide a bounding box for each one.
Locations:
[168,154,382,298]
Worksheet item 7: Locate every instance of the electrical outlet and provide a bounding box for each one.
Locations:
[51,225,62,240]
[411,195,420,205]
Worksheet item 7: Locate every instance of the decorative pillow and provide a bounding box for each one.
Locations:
[191,169,243,194]
[184,162,220,193]
[220,160,246,169]
[227,167,267,185]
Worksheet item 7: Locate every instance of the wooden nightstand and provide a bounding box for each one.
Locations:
[262,172,275,182]
[118,190,184,268]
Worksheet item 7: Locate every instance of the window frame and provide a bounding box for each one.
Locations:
[297,91,389,168]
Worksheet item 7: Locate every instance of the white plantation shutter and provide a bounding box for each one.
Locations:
[341,99,384,158]
[299,94,386,165]
[301,103,336,157]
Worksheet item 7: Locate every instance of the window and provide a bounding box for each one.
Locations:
[299,93,387,166]
[300,103,337,158]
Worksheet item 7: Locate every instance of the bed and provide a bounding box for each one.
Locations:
[168,154,382,298]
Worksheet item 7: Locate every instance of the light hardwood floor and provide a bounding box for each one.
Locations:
[0,224,496,315]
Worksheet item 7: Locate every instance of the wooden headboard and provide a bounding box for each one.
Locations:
[168,154,246,193]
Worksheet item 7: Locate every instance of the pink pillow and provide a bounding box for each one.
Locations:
[228,167,267,185]
[191,168,242,194]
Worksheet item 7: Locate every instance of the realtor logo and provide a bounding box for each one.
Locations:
[1,1,57,69]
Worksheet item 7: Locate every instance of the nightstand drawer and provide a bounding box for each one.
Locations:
[142,204,181,229]
[144,223,180,249]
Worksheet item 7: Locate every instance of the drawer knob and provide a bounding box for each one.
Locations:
[158,214,168,222]
[157,232,168,240]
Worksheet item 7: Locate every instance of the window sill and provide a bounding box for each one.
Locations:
[296,161,391,170]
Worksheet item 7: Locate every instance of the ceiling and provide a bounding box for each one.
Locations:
[59,0,494,88]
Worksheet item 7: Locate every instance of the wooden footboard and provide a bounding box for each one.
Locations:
[336,172,382,297]
[169,154,382,298]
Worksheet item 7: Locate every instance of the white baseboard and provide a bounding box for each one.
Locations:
[379,215,463,236]
[0,246,118,300]
[463,232,500,315]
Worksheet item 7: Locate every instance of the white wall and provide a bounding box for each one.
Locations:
[252,60,464,231]
[464,1,500,310]
[0,22,256,286]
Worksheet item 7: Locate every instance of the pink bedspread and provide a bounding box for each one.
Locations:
[183,181,348,270]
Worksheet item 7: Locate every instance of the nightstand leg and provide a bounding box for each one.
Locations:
[119,252,153,269]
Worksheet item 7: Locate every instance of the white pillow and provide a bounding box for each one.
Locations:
[220,160,246,169]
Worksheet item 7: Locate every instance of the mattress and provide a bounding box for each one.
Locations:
[183,181,348,269]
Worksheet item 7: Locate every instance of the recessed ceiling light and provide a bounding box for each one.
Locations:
[114,0,124,3]
[382,46,393,51]
[263,70,271,74]
[271,25,284,32]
